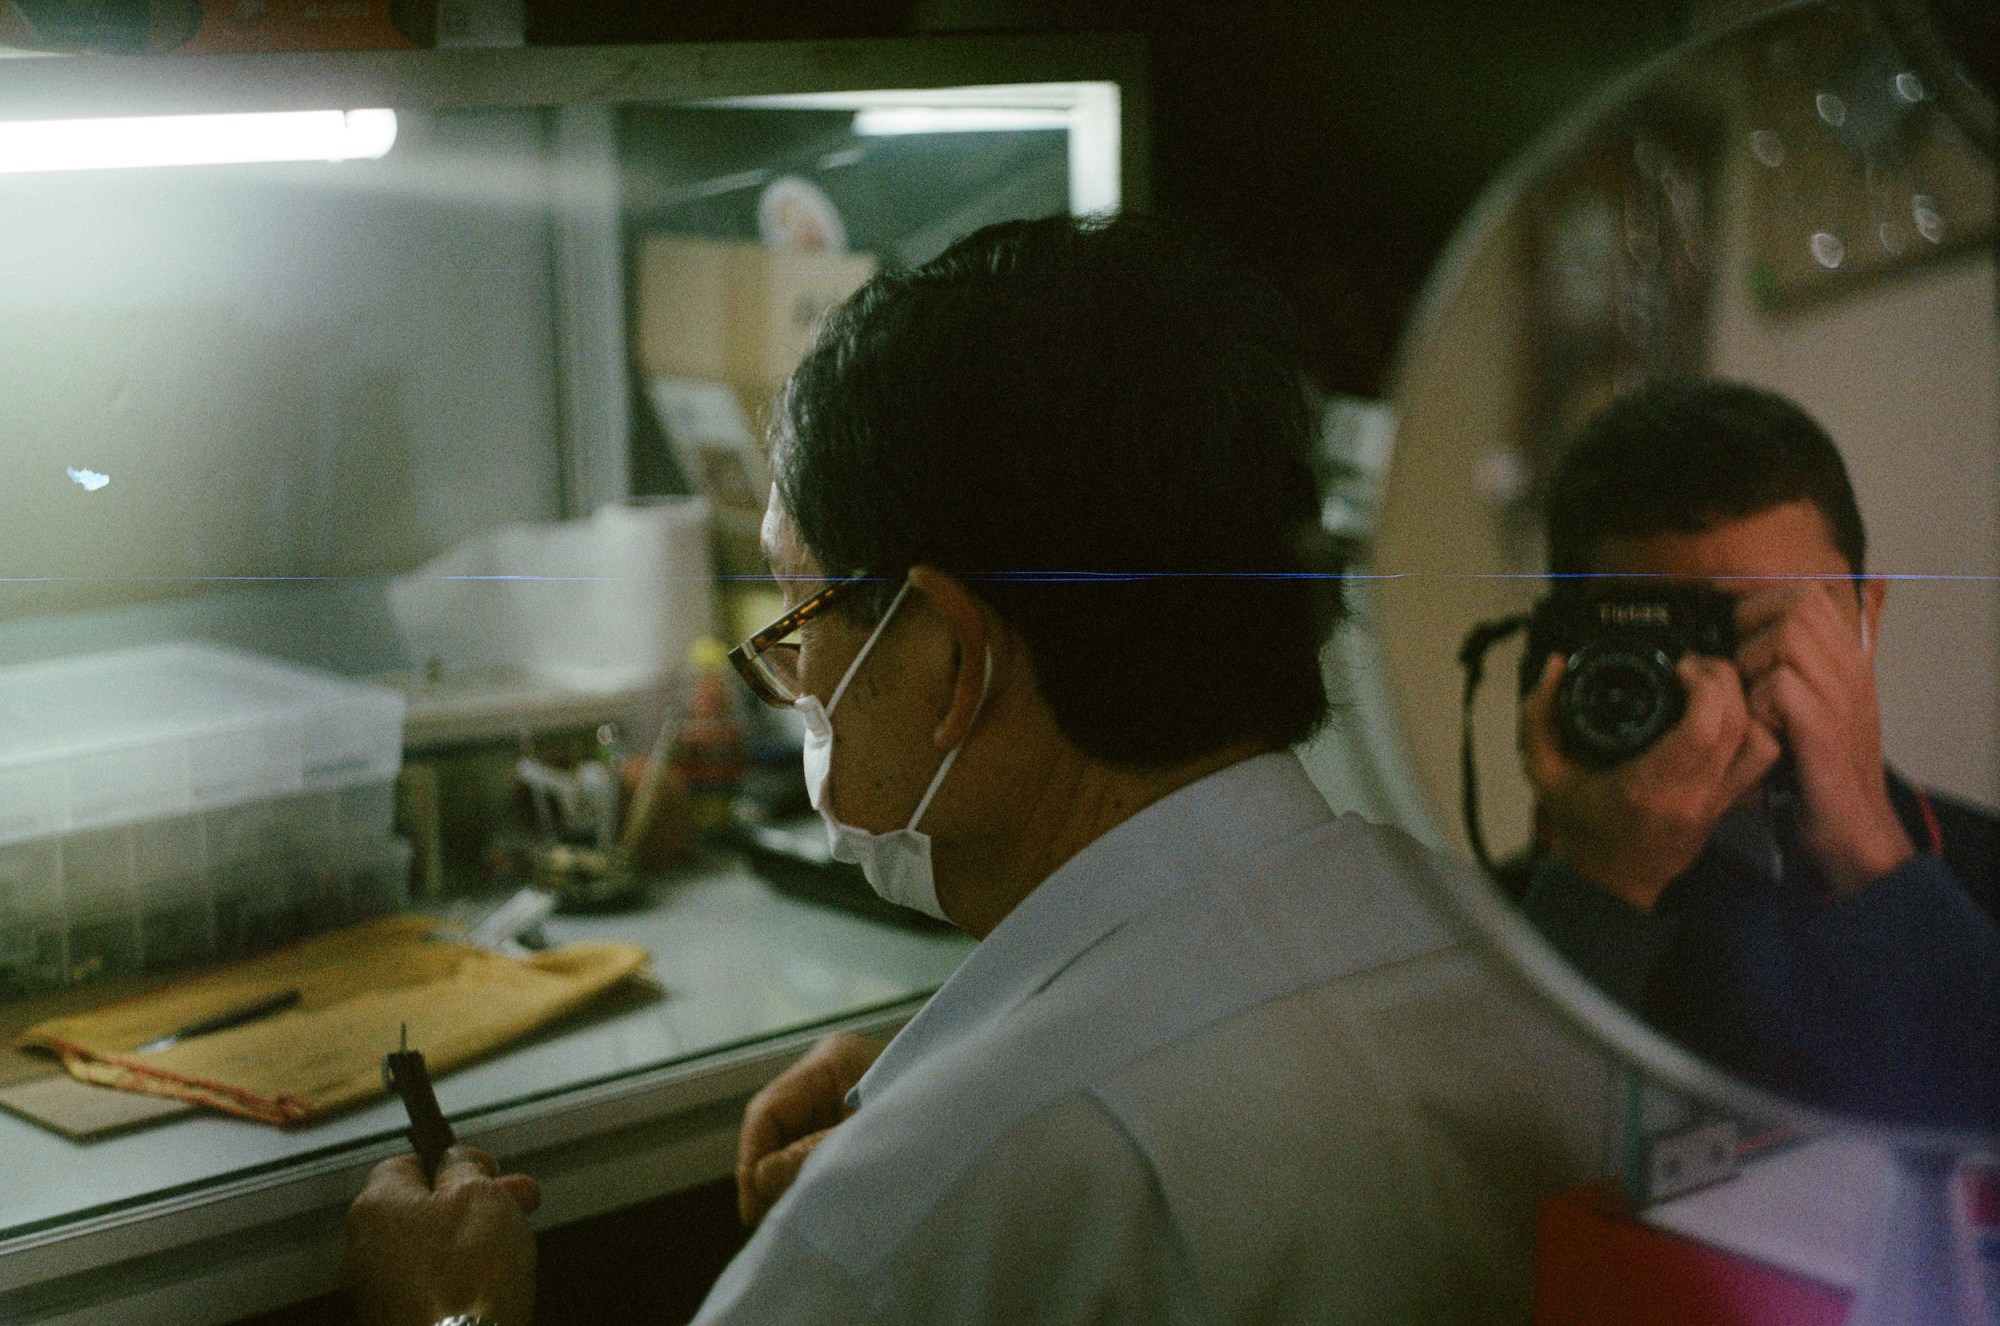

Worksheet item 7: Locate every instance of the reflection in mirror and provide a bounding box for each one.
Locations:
[1374,0,1996,1133]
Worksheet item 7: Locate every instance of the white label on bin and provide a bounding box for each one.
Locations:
[300,709,400,787]
[190,724,302,805]
[68,744,187,828]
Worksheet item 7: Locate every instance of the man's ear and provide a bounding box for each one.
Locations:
[906,565,1001,752]
[1860,574,1887,657]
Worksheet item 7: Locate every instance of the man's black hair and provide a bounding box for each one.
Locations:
[771,213,1342,765]
[1545,379,1867,578]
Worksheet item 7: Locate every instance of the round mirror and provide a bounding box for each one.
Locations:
[1372,0,1996,1143]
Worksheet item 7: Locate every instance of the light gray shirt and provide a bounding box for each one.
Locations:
[693,753,1609,1324]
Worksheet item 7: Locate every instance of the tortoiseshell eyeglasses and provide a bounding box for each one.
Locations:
[725,574,874,708]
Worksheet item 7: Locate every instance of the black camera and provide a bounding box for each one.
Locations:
[1519,583,1739,768]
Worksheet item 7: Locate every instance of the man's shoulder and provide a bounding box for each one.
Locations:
[770,809,1473,1270]
[1144,806,1462,968]
[1083,945,1606,1322]
[1097,939,1605,1154]
[765,809,1602,1321]
[978,808,1464,1067]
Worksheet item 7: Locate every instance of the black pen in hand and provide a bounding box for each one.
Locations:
[382,1022,455,1183]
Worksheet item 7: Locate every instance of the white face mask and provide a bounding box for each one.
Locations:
[795,581,989,922]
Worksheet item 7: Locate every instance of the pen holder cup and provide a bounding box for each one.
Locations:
[529,841,643,912]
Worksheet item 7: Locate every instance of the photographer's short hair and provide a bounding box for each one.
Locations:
[771,214,1341,765]
[1546,379,1866,578]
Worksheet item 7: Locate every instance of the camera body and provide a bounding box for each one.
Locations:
[1519,582,1739,768]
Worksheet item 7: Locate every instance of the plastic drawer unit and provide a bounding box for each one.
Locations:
[0,643,408,996]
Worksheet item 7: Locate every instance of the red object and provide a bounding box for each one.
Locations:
[0,1,420,54]
[1914,786,1945,857]
[669,671,746,833]
[1535,1185,1851,1326]
[1963,1164,2000,1228]
[181,1,419,53]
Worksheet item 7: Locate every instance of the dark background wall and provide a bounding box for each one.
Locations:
[527,0,1698,396]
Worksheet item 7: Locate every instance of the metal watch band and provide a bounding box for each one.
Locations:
[434,1316,502,1326]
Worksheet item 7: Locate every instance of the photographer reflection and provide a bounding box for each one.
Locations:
[1508,380,2000,1129]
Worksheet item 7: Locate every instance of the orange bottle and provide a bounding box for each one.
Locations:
[669,639,747,837]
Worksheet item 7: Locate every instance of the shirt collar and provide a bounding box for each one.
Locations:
[849,751,1332,1109]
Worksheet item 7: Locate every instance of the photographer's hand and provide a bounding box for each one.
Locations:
[1522,653,1780,912]
[1735,582,1912,896]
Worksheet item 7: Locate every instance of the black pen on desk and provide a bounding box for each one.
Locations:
[136,988,302,1053]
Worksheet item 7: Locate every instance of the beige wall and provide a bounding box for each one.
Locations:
[1706,140,1999,806]
[1373,201,1543,857]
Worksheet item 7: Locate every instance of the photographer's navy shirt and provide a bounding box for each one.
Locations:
[1522,772,2000,1129]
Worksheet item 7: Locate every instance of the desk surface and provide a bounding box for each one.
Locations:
[1640,1133,1893,1293]
[0,859,972,1324]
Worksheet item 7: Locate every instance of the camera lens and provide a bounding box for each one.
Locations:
[1556,643,1685,767]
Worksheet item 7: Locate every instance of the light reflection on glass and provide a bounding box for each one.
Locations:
[1912,194,1944,243]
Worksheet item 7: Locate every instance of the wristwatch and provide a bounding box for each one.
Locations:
[433,1316,502,1326]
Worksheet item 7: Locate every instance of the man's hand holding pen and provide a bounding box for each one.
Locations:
[348,1027,539,1326]
[343,1146,541,1326]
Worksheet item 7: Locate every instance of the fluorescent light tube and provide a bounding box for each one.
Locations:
[0,108,397,174]
[851,107,1071,136]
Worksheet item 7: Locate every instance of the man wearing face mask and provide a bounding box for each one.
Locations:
[343,215,1609,1326]
[1514,379,2000,1130]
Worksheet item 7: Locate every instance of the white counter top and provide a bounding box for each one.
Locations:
[0,860,972,1325]
[1643,1133,1896,1292]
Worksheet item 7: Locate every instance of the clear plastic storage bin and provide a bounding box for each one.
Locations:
[0,644,409,998]
[0,642,404,845]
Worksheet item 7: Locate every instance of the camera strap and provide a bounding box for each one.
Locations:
[1915,786,1944,856]
[1457,614,1530,879]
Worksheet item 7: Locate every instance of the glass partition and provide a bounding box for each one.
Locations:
[0,41,1135,1285]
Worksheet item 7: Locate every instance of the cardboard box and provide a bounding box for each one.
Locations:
[635,236,877,389]
[641,376,776,580]
[636,237,876,581]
